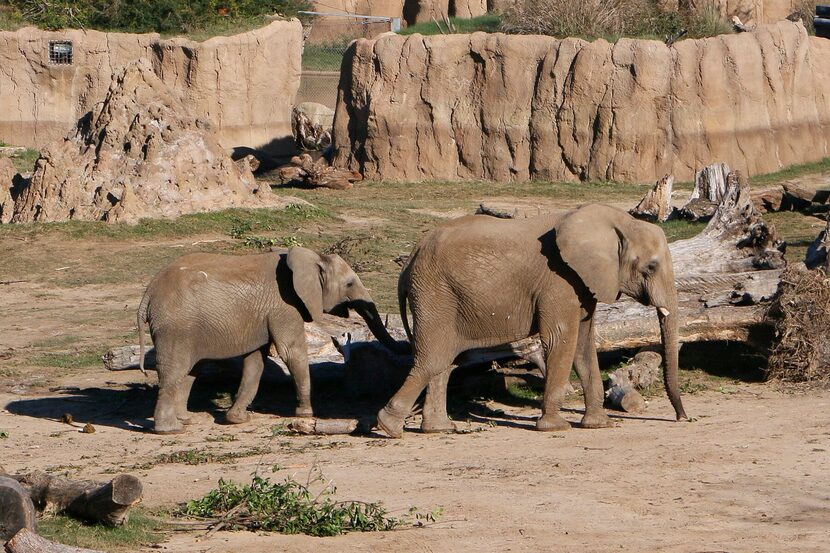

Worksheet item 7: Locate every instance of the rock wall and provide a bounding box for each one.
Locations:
[332,21,830,183]
[0,20,302,156]
[311,0,405,18]
[11,61,283,224]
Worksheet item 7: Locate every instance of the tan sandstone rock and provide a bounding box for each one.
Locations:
[0,157,16,224]
[11,61,284,224]
[0,20,301,156]
[692,1,803,24]
[333,21,830,183]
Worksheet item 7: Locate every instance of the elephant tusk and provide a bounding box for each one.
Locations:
[658,307,671,317]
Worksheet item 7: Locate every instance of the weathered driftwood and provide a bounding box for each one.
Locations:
[678,162,731,220]
[604,351,662,413]
[287,418,358,435]
[0,477,36,542]
[13,472,142,527]
[277,153,361,190]
[4,528,103,553]
[630,175,674,222]
[805,218,830,270]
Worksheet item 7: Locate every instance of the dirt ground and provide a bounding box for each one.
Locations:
[1,172,829,552]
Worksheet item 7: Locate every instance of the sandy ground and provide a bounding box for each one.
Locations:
[2,175,829,552]
[2,378,829,552]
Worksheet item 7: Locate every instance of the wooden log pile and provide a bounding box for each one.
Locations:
[277,154,362,190]
[0,469,142,553]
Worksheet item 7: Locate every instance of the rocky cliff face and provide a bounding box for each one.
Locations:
[11,61,283,224]
[333,21,830,183]
[0,20,301,156]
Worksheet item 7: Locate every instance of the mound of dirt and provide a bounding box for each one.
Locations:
[10,60,283,224]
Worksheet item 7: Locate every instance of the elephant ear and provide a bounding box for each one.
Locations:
[555,205,623,304]
[286,247,324,321]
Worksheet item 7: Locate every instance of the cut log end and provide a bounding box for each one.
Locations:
[0,477,37,542]
[4,528,104,553]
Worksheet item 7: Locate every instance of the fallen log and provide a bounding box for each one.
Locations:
[0,477,36,542]
[604,351,662,414]
[277,153,361,190]
[13,472,142,527]
[287,418,359,435]
[4,528,103,553]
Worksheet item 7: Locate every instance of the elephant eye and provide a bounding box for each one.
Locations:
[646,260,659,274]
[346,280,354,288]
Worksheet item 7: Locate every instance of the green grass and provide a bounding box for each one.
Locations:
[506,383,541,403]
[131,446,271,470]
[0,204,332,242]
[400,15,502,36]
[33,350,102,370]
[302,40,350,71]
[0,146,40,174]
[748,156,830,188]
[37,510,164,552]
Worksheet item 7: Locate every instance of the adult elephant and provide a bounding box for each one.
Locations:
[138,247,404,434]
[377,204,688,438]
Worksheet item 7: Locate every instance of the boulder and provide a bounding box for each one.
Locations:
[333,21,830,183]
[11,61,285,224]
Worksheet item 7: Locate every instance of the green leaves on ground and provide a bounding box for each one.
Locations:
[183,470,417,536]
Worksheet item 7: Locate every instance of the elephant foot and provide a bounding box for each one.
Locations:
[580,410,613,429]
[225,409,250,425]
[376,407,406,438]
[420,418,457,434]
[294,406,314,418]
[177,412,193,426]
[153,421,185,435]
[536,413,571,432]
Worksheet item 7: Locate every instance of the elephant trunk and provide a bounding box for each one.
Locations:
[657,293,687,421]
[351,299,409,355]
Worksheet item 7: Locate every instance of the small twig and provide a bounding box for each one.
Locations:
[431,16,446,35]
[0,279,28,285]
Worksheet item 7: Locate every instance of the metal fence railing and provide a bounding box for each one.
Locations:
[297,12,399,108]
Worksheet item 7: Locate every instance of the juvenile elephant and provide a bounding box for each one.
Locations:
[138,247,402,434]
[377,204,688,437]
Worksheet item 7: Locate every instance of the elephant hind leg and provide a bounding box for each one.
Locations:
[378,346,456,438]
[176,373,196,425]
[153,348,194,434]
[421,369,456,434]
[226,348,266,424]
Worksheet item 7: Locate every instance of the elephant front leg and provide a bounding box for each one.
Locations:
[283,346,313,418]
[421,369,456,434]
[574,314,612,429]
[226,349,265,424]
[536,320,579,432]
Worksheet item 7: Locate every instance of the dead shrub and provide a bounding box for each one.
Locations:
[500,0,732,40]
[767,266,830,384]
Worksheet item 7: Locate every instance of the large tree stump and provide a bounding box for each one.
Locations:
[679,162,731,220]
[805,218,830,270]
[0,477,36,542]
[630,175,675,222]
[14,472,142,527]
[4,528,103,553]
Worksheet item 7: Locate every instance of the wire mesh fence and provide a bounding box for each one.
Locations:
[297,12,398,108]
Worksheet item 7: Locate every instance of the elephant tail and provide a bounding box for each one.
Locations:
[137,287,151,376]
[397,268,414,346]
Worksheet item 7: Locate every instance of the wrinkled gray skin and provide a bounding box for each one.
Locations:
[138,247,402,434]
[378,204,688,438]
